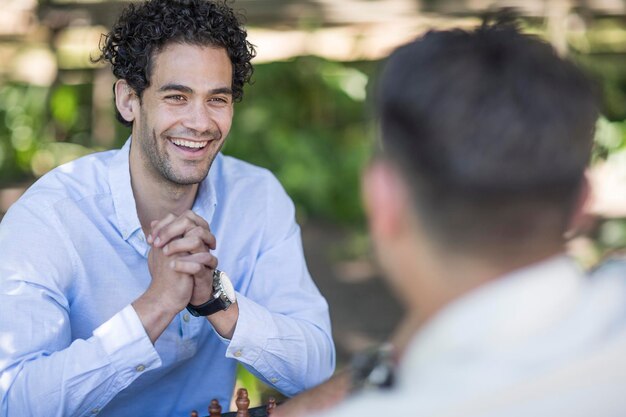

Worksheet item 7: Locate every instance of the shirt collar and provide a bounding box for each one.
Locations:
[109,138,140,241]
[193,151,220,220]
[108,137,221,241]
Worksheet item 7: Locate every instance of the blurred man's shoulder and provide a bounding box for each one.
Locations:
[590,257,626,281]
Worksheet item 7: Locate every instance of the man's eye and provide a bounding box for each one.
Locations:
[165,95,186,102]
[210,97,230,104]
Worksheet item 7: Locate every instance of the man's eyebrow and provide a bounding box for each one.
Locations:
[158,84,233,96]
[209,87,233,96]
[158,84,193,94]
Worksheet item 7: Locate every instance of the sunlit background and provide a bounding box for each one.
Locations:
[2,0,626,408]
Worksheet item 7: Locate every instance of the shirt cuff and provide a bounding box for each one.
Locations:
[92,304,162,381]
[220,294,271,366]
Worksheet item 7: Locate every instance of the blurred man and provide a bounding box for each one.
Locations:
[0,1,334,415]
[278,18,626,417]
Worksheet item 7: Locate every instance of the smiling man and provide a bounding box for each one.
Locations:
[0,1,334,416]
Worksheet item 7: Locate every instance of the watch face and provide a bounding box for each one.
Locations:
[217,270,237,303]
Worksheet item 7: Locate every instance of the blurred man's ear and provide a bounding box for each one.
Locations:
[566,173,593,238]
[114,79,139,124]
[362,160,411,240]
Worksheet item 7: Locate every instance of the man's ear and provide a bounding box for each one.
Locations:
[114,79,139,123]
[362,160,410,240]
[566,173,593,237]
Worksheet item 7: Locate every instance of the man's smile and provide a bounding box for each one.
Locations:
[168,137,210,151]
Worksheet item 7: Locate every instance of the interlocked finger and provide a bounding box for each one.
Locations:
[184,226,216,250]
[147,214,177,244]
[150,211,211,248]
[170,252,218,274]
[163,233,211,256]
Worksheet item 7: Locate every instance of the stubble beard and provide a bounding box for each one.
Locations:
[140,121,220,187]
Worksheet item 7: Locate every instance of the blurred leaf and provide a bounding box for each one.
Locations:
[51,85,78,129]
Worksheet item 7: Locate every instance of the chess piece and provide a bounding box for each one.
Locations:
[236,388,250,417]
[190,411,199,417]
[266,396,277,415]
[209,399,222,417]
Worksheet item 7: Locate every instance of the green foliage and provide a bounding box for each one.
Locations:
[594,117,626,161]
[0,81,98,186]
[50,85,79,129]
[575,53,626,121]
[224,56,376,225]
[0,83,47,185]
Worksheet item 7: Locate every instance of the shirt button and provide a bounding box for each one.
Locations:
[91,408,100,414]
[183,313,190,322]
[233,350,243,358]
[138,235,145,242]
[270,377,279,383]
[135,364,146,372]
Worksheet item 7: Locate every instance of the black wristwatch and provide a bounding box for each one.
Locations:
[186,269,237,317]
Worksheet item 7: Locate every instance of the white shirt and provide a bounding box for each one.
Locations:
[316,256,626,417]
[0,139,335,417]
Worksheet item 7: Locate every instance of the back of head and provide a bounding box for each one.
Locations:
[377,16,599,255]
[96,0,255,126]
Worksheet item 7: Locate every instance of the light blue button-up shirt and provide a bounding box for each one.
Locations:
[0,139,335,417]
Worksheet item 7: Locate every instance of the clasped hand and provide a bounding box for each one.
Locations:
[145,210,217,314]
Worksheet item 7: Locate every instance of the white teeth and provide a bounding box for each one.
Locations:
[170,138,208,149]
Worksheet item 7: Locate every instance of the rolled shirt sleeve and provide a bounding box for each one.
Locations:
[1,305,160,417]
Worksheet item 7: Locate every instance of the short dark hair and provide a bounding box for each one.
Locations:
[96,0,255,127]
[377,18,599,251]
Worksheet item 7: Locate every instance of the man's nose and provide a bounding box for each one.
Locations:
[183,102,214,134]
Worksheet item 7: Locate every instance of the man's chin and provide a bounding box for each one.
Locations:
[161,147,219,185]
[161,165,210,185]
[169,173,210,186]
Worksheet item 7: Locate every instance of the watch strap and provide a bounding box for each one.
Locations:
[186,296,228,317]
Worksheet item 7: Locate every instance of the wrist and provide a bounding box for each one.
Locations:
[132,293,180,344]
[141,287,185,316]
[186,269,236,316]
[206,301,239,339]
[189,287,214,307]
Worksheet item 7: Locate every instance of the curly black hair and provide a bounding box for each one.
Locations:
[95,0,256,127]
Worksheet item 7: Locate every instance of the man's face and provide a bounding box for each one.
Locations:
[131,43,234,185]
